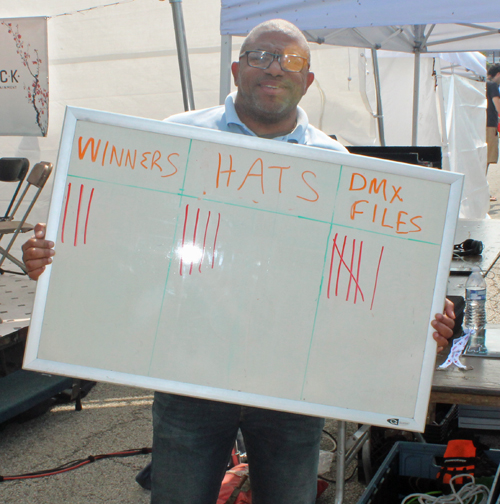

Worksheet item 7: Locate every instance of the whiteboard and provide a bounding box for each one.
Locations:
[24,106,463,431]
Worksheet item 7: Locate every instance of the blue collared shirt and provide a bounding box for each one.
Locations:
[166,92,348,153]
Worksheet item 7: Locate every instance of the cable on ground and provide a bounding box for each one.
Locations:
[0,447,152,482]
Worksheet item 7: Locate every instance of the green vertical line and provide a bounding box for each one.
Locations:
[148,138,193,375]
[300,165,343,399]
[335,165,344,206]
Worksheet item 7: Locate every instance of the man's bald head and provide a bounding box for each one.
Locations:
[240,19,311,63]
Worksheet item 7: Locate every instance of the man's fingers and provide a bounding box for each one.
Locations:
[431,320,454,338]
[27,238,54,249]
[431,311,455,352]
[26,264,49,281]
[22,223,49,253]
[33,222,47,239]
[433,333,450,352]
[433,312,455,330]
[444,298,456,319]
[23,244,55,260]
[22,238,55,260]
[25,255,54,268]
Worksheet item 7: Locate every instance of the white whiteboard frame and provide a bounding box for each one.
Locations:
[24,106,463,431]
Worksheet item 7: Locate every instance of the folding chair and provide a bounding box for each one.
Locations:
[0,158,30,222]
[0,161,53,275]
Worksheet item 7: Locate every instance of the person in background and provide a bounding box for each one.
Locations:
[486,63,500,201]
[22,19,456,504]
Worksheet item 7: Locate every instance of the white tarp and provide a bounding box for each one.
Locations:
[441,75,489,219]
[0,17,48,136]
[221,0,499,31]
[220,0,500,52]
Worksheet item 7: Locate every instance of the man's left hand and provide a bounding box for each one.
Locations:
[432,298,456,352]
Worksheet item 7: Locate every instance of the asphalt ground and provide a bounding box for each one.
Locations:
[1,164,500,504]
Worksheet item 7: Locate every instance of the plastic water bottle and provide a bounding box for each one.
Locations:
[464,266,487,354]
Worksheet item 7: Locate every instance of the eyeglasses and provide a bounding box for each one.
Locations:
[239,50,308,73]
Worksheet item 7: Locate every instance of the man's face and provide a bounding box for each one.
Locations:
[493,72,500,85]
[231,30,314,126]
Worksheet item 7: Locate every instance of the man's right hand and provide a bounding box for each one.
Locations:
[22,223,55,281]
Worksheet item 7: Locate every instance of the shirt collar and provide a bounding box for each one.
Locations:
[224,92,308,143]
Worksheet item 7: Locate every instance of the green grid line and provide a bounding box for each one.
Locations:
[67,174,439,246]
[67,173,183,196]
[147,139,193,376]
[300,164,344,399]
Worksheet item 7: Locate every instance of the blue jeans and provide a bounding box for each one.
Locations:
[151,392,324,504]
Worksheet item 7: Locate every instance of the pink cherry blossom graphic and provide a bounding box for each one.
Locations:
[2,21,48,136]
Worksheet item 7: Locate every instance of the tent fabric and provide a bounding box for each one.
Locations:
[441,74,489,219]
[299,24,500,53]
[221,0,500,32]
[371,50,486,80]
[434,53,486,79]
[220,0,500,53]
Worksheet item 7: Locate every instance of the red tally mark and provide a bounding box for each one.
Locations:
[61,183,94,246]
[327,232,384,310]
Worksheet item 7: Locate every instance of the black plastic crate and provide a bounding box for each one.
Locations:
[424,403,458,444]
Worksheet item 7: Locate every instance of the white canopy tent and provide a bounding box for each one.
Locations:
[220,1,500,52]
[219,0,500,143]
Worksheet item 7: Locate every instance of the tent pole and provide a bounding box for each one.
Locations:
[220,35,232,104]
[169,0,195,111]
[335,420,346,504]
[435,58,451,171]
[412,50,420,146]
[412,25,425,146]
[371,47,386,146]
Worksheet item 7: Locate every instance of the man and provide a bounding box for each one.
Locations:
[486,64,500,201]
[22,19,455,504]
